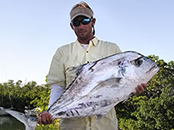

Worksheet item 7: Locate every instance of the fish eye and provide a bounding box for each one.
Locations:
[134,58,143,67]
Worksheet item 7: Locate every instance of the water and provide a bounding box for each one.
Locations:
[0,115,25,130]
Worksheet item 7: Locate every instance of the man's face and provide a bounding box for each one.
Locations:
[71,16,94,41]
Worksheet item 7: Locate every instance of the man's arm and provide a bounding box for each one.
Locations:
[38,84,64,125]
[48,84,65,108]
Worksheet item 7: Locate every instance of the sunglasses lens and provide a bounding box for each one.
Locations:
[72,18,91,27]
[81,18,91,25]
[72,20,80,27]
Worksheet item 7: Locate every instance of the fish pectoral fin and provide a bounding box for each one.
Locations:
[91,78,123,92]
[104,77,123,85]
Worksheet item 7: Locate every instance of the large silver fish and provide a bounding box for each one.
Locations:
[48,51,159,118]
[5,51,159,130]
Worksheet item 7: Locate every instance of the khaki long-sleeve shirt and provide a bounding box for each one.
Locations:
[47,37,121,130]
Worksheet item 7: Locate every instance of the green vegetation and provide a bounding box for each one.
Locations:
[0,55,173,130]
[116,55,174,130]
[0,80,49,111]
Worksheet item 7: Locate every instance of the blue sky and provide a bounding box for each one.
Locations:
[0,0,173,85]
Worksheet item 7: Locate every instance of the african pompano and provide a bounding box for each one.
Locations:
[5,51,159,130]
[48,51,159,118]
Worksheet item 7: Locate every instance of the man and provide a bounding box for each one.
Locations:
[38,2,146,130]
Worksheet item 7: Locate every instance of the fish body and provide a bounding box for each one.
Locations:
[48,51,159,118]
[5,51,159,130]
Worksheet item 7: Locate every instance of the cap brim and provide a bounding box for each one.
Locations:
[71,13,91,21]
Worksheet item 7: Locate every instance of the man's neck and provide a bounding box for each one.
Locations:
[78,36,95,44]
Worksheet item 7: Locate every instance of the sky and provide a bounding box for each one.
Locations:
[0,0,174,85]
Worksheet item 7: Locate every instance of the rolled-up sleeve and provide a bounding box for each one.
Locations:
[47,48,66,87]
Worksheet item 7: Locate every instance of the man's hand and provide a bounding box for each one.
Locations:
[134,83,147,94]
[37,111,54,125]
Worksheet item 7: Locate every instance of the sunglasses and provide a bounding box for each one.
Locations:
[71,18,92,27]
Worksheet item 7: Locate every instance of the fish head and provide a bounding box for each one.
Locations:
[120,51,159,83]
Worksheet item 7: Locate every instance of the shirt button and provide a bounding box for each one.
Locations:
[87,61,89,63]
[86,51,88,53]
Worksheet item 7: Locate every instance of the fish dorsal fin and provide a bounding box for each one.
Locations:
[66,65,84,77]
[65,64,84,89]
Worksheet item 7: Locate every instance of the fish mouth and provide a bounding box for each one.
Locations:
[146,65,159,74]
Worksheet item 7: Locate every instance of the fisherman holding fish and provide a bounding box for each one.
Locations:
[38,2,147,130]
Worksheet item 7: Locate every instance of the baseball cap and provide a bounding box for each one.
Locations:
[70,2,94,21]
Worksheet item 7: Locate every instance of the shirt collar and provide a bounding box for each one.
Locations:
[90,37,98,46]
[76,37,99,46]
